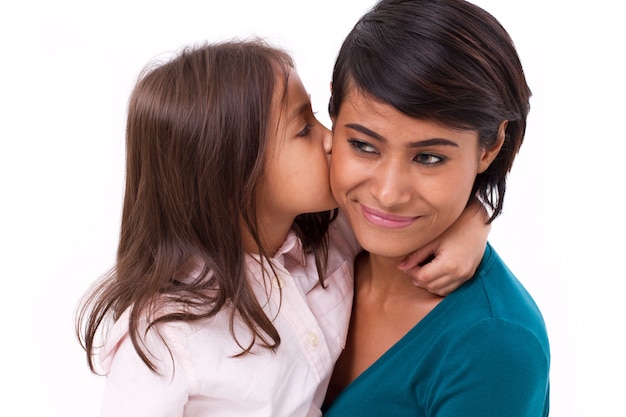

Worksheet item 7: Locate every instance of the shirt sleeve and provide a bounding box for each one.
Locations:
[428,318,550,417]
[99,328,191,417]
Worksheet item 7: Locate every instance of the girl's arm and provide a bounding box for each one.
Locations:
[98,319,190,417]
[397,198,490,296]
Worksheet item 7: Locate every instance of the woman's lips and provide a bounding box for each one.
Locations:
[360,204,419,229]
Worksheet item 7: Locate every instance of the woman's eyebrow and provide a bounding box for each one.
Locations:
[407,138,459,148]
[345,123,459,148]
[345,123,386,142]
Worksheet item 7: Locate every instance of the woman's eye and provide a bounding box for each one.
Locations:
[296,123,314,137]
[414,153,444,165]
[348,139,377,154]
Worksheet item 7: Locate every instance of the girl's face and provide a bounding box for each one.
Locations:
[257,68,336,222]
[330,87,502,259]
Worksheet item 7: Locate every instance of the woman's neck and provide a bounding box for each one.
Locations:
[339,250,444,389]
[356,252,433,301]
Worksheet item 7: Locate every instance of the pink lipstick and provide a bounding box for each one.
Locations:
[360,204,419,229]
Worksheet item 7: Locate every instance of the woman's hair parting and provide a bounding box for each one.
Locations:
[76,39,334,373]
[330,0,531,222]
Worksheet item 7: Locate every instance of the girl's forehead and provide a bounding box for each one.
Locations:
[276,69,310,115]
[267,67,310,142]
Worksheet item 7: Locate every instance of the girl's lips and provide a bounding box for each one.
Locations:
[360,204,419,229]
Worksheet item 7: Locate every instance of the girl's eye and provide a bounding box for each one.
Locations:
[414,153,444,165]
[296,123,314,137]
[348,139,377,154]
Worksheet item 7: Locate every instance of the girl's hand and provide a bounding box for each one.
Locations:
[397,199,490,296]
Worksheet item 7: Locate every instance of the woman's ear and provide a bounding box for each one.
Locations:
[478,120,508,173]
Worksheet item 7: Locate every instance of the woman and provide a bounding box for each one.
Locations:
[323,0,550,416]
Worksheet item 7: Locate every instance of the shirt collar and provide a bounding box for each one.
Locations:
[245,229,307,272]
[272,229,307,267]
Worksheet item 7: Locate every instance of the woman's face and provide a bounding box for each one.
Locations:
[257,68,336,222]
[330,87,501,259]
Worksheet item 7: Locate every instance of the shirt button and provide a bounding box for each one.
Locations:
[306,331,319,347]
[272,277,285,289]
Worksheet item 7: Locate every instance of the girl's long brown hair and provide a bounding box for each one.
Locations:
[76,40,334,373]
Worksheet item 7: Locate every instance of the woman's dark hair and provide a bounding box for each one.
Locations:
[329,0,531,222]
[76,40,334,373]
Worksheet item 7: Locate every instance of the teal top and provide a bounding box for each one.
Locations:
[324,243,550,417]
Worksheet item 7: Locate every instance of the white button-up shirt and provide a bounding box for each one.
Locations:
[97,215,359,417]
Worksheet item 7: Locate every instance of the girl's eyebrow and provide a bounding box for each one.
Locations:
[344,123,459,148]
[288,97,313,124]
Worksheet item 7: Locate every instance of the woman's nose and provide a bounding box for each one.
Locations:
[369,159,413,207]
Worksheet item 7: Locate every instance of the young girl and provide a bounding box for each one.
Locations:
[75,39,489,417]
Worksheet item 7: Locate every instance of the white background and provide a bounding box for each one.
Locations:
[2,1,624,416]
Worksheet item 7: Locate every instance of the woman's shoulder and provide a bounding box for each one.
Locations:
[439,315,550,398]
[473,244,547,332]
[432,243,549,359]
